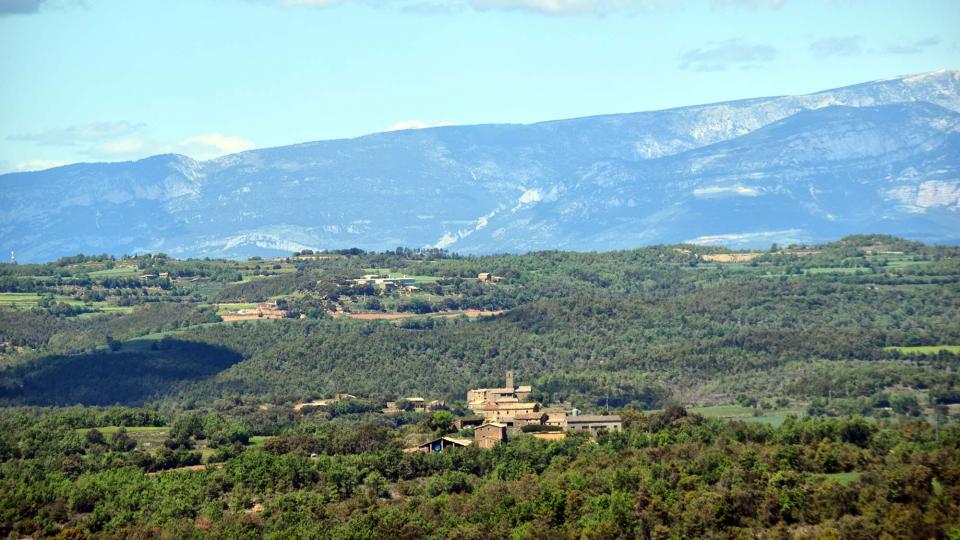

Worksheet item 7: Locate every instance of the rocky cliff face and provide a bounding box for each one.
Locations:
[2,70,959,261]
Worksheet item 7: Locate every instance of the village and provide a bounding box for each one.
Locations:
[294,371,622,454]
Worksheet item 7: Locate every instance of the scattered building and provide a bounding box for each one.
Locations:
[406,436,473,453]
[479,400,542,423]
[353,274,417,291]
[466,372,622,439]
[468,370,535,422]
[474,422,508,449]
[564,415,623,436]
[477,273,503,282]
[510,412,549,428]
[544,411,568,428]
[224,301,288,321]
[384,396,445,414]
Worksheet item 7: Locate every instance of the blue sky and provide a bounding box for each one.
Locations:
[0,0,956,172]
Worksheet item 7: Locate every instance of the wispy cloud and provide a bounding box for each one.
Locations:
[266,0,785,16]
[385,119,456,131]
[85,133,256,160]
[886,37,941,55]
[679,39,777,71]
[711,0,784,10]
[6,159,69,173]
[467,0,668,16]
[0,0,47,16]
[0,0,82,16]
[809,35,862,58]
[8,121,146,146]
[178,133,257,158]
[8,120,256,163]
[807,35,942,58]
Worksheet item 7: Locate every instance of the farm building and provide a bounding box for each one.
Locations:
[564,415,622,436]
[353,274,417,290]
[509,412,549,428]
[467,370,532,411]
[384,396,445,413]
[478,401,542,423]
[474,422,508,449]
[406,436,473,453]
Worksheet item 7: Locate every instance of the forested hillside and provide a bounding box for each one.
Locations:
[1,236,959,537]
[1,235,957,415]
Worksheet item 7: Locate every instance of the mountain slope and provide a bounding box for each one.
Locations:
[1,70,959,261]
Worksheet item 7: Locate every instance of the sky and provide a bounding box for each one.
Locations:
[0,0,957,173]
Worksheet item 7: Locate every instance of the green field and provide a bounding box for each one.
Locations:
[216,302,259,315]
[0,293,89,308]
[75,426,169,451]
[249,435,273,447]
[0,293,44,308]
[803,267,868,274]
[87,266,140,277]
[362,268,441,283]
[884,345,960,355]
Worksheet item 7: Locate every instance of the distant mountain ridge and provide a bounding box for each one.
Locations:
[2,70,959,261]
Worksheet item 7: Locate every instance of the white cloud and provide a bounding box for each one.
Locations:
[9,159,69,172]
[89,133,255,161]
[266,0,787,16]
[809,35,862,58]
[92,138,150,157]
[9,121,146,146]
[469,0,651,15]
[711,0,783,10]
[385,119,456,131]
[178,133,257,159]
[280,0,341,5]
[0,0,84,17]
[680,39,777,71]
[7,123,257,169]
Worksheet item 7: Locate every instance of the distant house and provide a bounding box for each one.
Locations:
[407,436,473,453]
[565,415,622,436]
[477,273,503,283]
[474,422,508,449]
[353,275,417,290]
[384,396,445,414]
[544,411,568,428]
[510,412,548,428]
[480,401,541,423]
[467,370,534,420]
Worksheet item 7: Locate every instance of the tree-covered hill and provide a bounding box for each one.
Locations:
[0,235,957,416]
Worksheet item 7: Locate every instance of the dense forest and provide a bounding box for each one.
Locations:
[0,235,958,537]
[1,405,958,538]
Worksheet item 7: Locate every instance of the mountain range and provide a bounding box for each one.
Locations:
[2,69,959,262]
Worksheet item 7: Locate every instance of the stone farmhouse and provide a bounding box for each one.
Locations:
[466,371,622,438]
[384,396,445,414]
[352,274,417,291]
